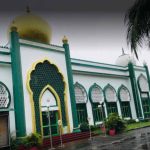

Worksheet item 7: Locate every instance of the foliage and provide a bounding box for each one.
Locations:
[80,122,89,132]
[105,113,126,133]
[10,133,42,150]
[125,0,150,59]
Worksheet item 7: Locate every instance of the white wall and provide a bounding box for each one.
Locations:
[0,64,16,135]
[73,72,137,124]
[19,40,73,134]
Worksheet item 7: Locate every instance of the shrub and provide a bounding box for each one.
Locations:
[10,133,42,150]
[80,122,89,132]
[105,113,126,134]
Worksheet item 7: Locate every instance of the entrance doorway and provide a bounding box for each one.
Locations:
[0,112,9,147]
[41,89,60,137]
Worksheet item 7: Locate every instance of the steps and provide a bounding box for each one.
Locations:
[43,131,97,148]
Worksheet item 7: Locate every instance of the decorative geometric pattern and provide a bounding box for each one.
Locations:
[74,83,87,104]
[0,83,10,108]
[29,60,66,133]
[105,85,117,102]
[91,85,104,103]
[120,87,131,102]
[139,74,149,92]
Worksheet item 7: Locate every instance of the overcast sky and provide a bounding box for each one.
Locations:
[0,0,150,67]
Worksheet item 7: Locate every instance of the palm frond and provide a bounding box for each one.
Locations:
[125,0,150,58]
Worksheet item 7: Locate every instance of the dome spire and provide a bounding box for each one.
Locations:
[26,5,31,13]
[122,48,125,55]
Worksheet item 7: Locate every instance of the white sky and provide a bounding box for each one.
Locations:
[0,11,150,68]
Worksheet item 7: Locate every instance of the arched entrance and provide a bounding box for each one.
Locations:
[27,59,70,135]
[40,86,62,137]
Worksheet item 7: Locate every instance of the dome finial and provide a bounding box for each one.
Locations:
[62,36,68,44]
[26,5,31,13]
[122,48,125,55]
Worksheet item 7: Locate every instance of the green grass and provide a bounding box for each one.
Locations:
[126,121,150,131]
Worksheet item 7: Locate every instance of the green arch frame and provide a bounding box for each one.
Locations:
[137,74,149,92]
[118,84,131,102]
[74,82,88,103]
[103,84,118,115]
[118,84,132,118]
[89,83,104,104]
[103,84,117,102]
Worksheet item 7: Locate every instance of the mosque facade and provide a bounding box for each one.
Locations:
[1,11,150,148]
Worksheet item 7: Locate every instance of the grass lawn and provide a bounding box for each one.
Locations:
[126,121,150,131]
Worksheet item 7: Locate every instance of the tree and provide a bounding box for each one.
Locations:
[125,0,150,59]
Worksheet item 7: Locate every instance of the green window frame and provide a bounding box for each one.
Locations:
[92,103,105,123]
[107,102,118,115]
[42,111,59,137]
[121,102,131,118]
[76,104,87,124]
[118,85,132,118]
[141,93,150,119]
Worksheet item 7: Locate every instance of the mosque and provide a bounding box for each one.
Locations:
[1,9,150,148]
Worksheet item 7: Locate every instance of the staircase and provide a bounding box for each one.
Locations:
[43,131,98,148]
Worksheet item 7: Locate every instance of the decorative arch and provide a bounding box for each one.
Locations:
[104,84,117,102]
[74,82,88,124]
[118,85,132,118]
[0,81,11,109]
[89,83,104,104]
[137,74,149,92]
[74,82,88,104]
[118,85,131,102]
[39,85,63,137]
[104,84,118,115]
[89,83,105,124]
[27,59,70,134]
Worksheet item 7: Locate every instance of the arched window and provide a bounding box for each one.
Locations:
[104,84,118,115]
[0,82,11,109]
[118,85,131,118]
[89,83,105,123]
[74,82,88,124]
[138,74,149,92]
[138,74,150,119]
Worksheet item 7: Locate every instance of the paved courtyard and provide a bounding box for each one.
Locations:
[51,127,150,150]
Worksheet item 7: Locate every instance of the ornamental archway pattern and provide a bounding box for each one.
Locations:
[29,60,66,133]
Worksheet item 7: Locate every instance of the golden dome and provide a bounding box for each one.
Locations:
[10,10,51,44]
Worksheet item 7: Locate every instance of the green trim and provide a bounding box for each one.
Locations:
[20,41,64,54]
[0,81,11,109]
[0,51,10,55]
[0,61,11,65]
[72,62,128,72]
[63,43,79,131]
[117,85,132,118]
[10,30,26,137]
[128,62,142,118]
[73,70,129,78]
[71,58,128,68]
[74,82,88,103]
